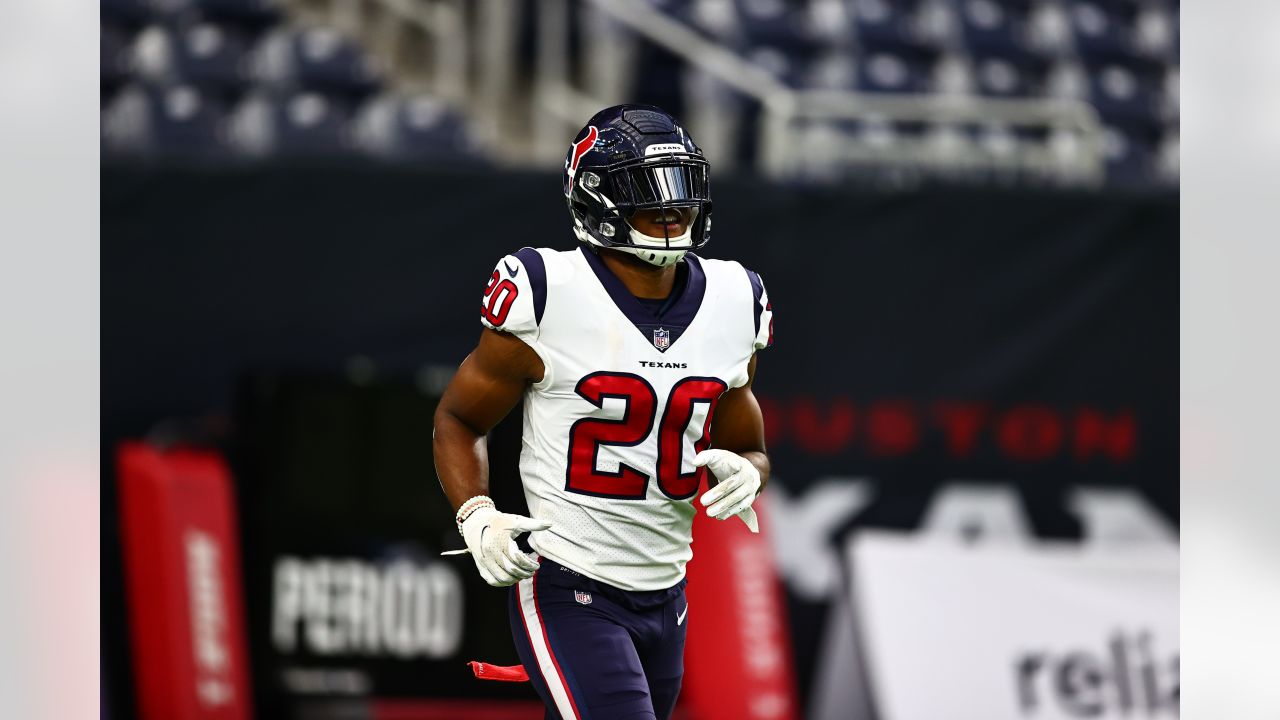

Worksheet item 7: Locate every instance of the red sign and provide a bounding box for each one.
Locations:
[118,443,253,720]
[682,502,799,720]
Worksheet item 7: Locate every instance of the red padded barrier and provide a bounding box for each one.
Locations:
[118,443,252,720]
[682,500,800,720]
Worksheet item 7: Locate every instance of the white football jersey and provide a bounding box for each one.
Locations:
[478,246,773,591]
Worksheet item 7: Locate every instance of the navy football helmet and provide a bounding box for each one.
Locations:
[563,104,711,267]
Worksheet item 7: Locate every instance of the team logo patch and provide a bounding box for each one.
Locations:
[653,327,671,350]
[565,125,600,195]
[574,590,593,605]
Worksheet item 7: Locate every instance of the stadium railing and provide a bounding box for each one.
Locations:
[282,0,1106,185]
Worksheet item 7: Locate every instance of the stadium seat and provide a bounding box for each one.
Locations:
[958,0,1036,59]
[129,24,173,83]
[732,0,819,50]
[1023,0,1072,56]
[1043,59,1088,101]
[227,91,355,157]
[846,115,900,151]
[102,84,230,157]
[849,0,915,52]
[745,45,805,87]
[1100,123,1154,185]
[923,122,975,161]
[102,85,151,155]
[849,0,952,53]
[916,0,964,49]
[687,0,739,40]
[251,27,382,97]
[802,51,860,91]
[805,0,852,47]
[1066,0,1137,62]
[152,86,230,154]
[170,23,256,94]
[1132,2,1176,60]
[274,93,355,156]
[1086,62,1161,125]
[974,121,1021,162]
[1046,123,1085,168]
[930,53,976,96]
[856,51,930,93]
[352,94,483,162]
[971,55,1040,97]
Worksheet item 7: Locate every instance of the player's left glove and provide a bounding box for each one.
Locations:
[694,449,761,533]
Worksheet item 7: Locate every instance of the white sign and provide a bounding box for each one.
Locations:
[272,556,464,659]
[849,533,1178,720]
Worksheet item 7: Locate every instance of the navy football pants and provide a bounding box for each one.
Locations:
[508,556,688,720]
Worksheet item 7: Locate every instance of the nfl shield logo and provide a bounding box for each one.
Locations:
[653,327,671,350]
[574,590,592,605]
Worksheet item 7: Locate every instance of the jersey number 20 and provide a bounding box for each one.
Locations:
[566,372,728,500]
[482,270,518,326]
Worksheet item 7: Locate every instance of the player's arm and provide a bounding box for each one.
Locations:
[433,328,550,587]
[695,353,770,530]
[707,353,770,491]
[433,327,543,511]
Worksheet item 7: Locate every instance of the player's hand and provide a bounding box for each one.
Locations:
[460,506,552,587]
[694,449,762,531]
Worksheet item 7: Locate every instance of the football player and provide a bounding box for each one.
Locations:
[434,104,774,720]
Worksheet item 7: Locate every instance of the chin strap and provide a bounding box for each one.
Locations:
[575,213,698,267]
[617,211,696,267]
[618,243,688,267]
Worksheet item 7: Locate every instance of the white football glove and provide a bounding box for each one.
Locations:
[458,506,551,587]
[694,449,761,533]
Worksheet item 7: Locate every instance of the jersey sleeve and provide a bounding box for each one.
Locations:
[746,268,774,351]
[479,247,547,343]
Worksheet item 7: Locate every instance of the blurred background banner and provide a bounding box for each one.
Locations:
[839,535,1178,720]
[232,372,529,716]
[102,0,1178,717]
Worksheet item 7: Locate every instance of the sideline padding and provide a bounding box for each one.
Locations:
[118,443,253,720]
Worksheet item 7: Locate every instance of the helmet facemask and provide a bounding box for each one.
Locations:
[571,153,712,267]
[622,206,699,267]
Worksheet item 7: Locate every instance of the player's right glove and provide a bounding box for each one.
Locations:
[455,496,552,587]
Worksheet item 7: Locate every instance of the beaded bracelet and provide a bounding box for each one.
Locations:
[455,495,496,535]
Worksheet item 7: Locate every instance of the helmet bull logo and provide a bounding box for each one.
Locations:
[565,125,600,193]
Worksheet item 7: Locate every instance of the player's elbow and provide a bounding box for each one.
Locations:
[433,402,484,446]
[432,403,460,441]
